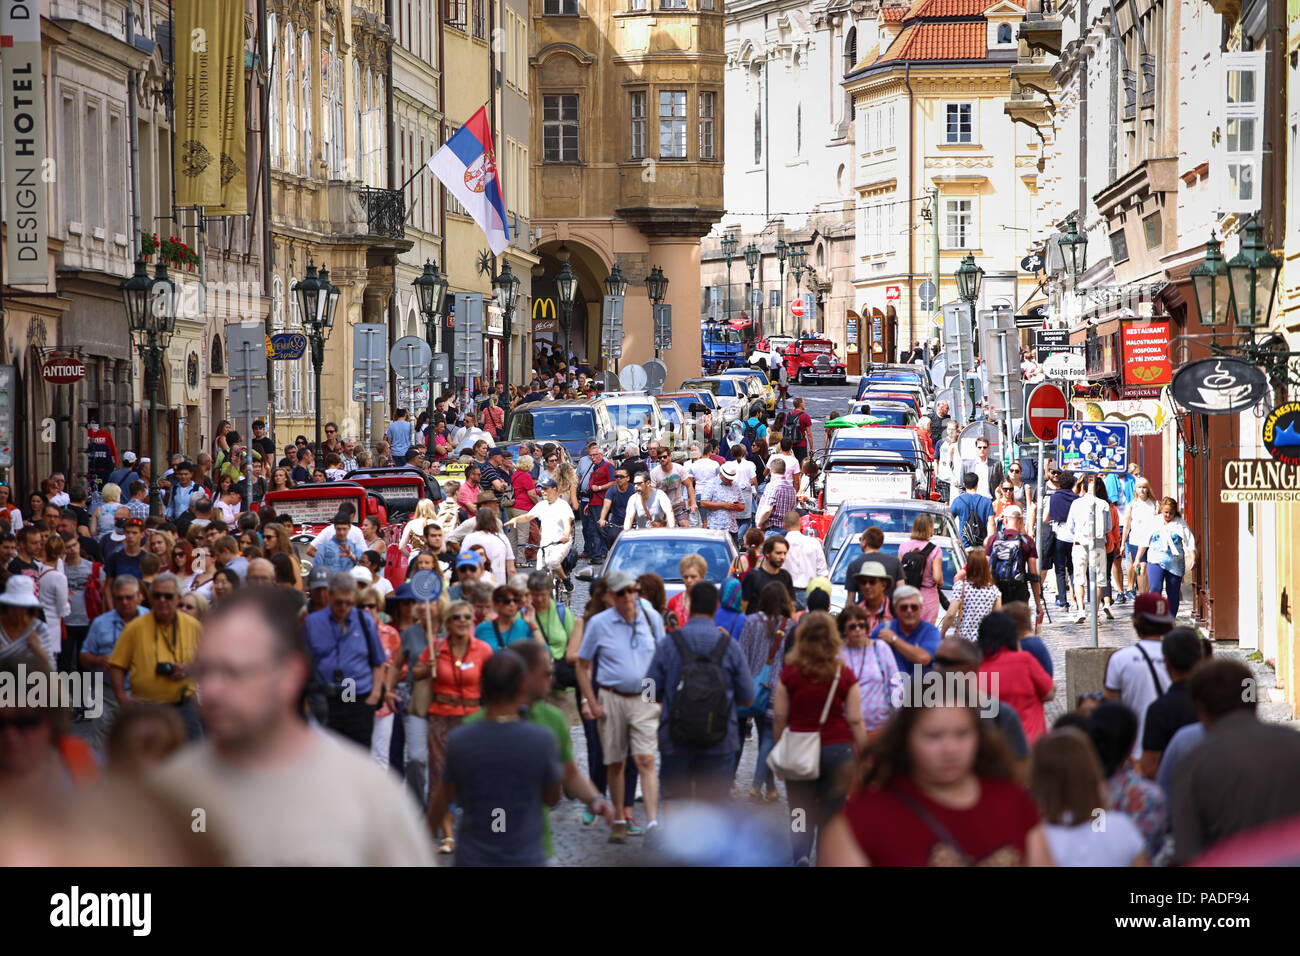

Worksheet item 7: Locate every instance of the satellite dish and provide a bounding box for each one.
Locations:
[619,363,648,392]
[409,568,444,603]
[958,420,1002,463]
[644,358,668,394]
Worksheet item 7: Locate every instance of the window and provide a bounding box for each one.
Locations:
[287,279,304,413]
[354,59,363,178]
[944,198,974,248]
[945,103,973,144]
[1216,51,1265,213]
[699,91,715,159]
[472,0,485,38]
[844,26,857,75]
[108,113,124,233]
[543,94,578,162]
[1109,229,1130,264]
[445,0,465,28]
[630,91,646,159]
[301,30,312,175]
[629,0,646,8]
[272,276,287,413]
[659,90,687,158]
[543,0,577,13]
[795,103,801,154]
[85,103,102,229]
[331,36,345,177]
[375,75,387,184]
[60,95,77,224]
[1142,211,1162,249]
[754,103,762,165]
[701,0,714,9]
[284,22,297,173]
[660,0,686,7]
[997,23,1013,43]
[267,13,279,168]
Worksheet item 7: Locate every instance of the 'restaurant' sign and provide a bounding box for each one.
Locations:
[1221,459,1300,502]
[1121,321,1172,388]
[2,0,49,286]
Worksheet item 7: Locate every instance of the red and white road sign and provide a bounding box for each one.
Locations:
[790,298,805,318]
[1026,383,1069,441]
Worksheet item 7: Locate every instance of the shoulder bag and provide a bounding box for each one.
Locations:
[738,618,787,721]
[767,665,841,782]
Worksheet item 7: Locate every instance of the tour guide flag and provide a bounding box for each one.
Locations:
[426,108,510,255]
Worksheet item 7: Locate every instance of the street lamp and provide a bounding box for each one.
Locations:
[413,259,450,426]
[743,242,760,338]
[789,244,808,335]
[298,258,340,456]
[494,259,522,387]
[720,233,738,326]
[952,252,984,423]
[1226,213,1282,329]
[603,263,628,371]
[556,260,578,364]
[645,265,669,359]
[1189,235,1231,328]
[775,238,789,336]
[1059,214,1087,279]
[121,258,177,515]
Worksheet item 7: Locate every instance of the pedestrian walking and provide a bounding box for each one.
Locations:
[1138,497,1196,618]
[940,549,1002,642]
[975,612,1052,743]
[897,514,945,624]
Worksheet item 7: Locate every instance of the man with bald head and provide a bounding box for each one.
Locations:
[932,637,1029,762]
[245,558,276,588]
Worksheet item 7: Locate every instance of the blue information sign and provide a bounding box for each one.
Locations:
[268,332,308,361]
[1056,422,1129,474]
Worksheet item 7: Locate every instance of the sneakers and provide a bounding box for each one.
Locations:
[1074,611,1087,624]
[1103,604,1115,620]
[1114,593,1128,605]
[563,576,575,592]
[608,821,628,844]
[625,815,645,836]
[581,810,597,826]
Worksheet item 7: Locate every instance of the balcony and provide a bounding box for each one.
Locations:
[321,183,414,253]
[1011,55,1057,94]
[362,187,407,241]
[1017,0,1062,56]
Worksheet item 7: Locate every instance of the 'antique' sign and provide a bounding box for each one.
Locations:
[1220,459,1300,502]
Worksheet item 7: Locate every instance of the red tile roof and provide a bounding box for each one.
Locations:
[881,2,911,21]
[878,21,987,62]
[903,0,995,19]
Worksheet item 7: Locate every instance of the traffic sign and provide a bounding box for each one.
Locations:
[1056,422,1130,474]
[918,279,937,310]
[1025,383,1069,442]
[353,323,388,403]
[390,336,432,380]
[1042,351,1087,380]
[790,298,805,318]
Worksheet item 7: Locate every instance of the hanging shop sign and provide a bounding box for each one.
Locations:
[1169,357,1269,415]
[1221,459,1300,502]
[41,355,87,385]
[1072,398,1170,436]
[267,332,308,361]
[1263,402,1300,466]
[1120,320,1172,388]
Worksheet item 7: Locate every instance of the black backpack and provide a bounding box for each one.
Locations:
[667,631,733,749]
[959,498,986,548]
[901,542,935,589]
[989,534,1028,585]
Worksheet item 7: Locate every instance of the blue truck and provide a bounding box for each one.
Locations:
[702,323,745,373]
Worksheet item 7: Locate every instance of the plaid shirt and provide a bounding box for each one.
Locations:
[699,475,746,533]
[126,498,150,521]
[759,479,797,530]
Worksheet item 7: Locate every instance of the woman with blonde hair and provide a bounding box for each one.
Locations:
[147,529,175,562]
[896,513,944,623]
[37,535,71,662]
[178,591,210,621]
[554,461,581,513]
[772,611,869,865]
[95,483,122,534]
[399,498,441,554]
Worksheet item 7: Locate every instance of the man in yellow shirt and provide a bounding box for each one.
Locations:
[108,571,203,739]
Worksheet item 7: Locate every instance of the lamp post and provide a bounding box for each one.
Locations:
[603,263,628,372]
[413,259,450,427]
[298,258,341,456]
[1059,214,1087,280]
[494,259,522,387]
[775,238,789,337]
[952,252,984,423]
[789,243,808,336]
[556,260,577,365]
[121,258,177,516]
[720,233,738,327]
[645,264,669,359]
[743,242,760,339]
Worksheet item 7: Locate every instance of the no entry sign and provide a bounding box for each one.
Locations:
[1026,382,1069,441]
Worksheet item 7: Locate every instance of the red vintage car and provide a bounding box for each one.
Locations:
[782,338,847,385]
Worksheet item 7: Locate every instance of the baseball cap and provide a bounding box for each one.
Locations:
[853,560,890,581]
[489,446,509,457]
[1133,592,1175,624]
[456,551,483,569]
[605,570,638,592]
[307,565,332,589]
[537,475,558,489]
[349,566,374,586]
[122,451,138,464]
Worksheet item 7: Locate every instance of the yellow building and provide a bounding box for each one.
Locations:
[266,0,410,450]
[845,0,1036,355]
[530,0,724,385]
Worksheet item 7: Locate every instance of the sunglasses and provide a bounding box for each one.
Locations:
[361,603,377,609]
[153,592,177,601]
[615,587,639,596]
[448,613,473,622]
[976,444,989,450]
[1009,469,1021,474]
[496,596,518,605]
[843,621,867,631]
[895,604,922,612]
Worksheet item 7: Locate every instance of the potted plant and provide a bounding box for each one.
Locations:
[140,232,158,262]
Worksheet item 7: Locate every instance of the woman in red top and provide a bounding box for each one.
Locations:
[412,599,493,855]
[772,612,869,865]
[819,699,1053,866]
[665,554,707,630]
[976,611,1054,742]
[730,528,764,582]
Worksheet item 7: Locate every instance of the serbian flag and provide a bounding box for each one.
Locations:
[426,107,510,255]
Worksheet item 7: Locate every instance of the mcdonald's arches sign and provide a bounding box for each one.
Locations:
[533,297,559,333]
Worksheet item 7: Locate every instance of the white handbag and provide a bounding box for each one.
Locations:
[767,666,842,782]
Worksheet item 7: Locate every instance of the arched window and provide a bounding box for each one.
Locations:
[354,59,363,179]
[997,23,1013,43]
[284,22,297,172]
[287,278,303,413]
[267,13,279,168]
[210,336,224,375]
[271,275,287,413]
[332,38,345,176]
[376,74,387,184]
[301,30,312,175]
[844,27,857,75]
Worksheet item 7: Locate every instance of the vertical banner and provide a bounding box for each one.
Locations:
[174,0,246,213]
[1,0,49,285]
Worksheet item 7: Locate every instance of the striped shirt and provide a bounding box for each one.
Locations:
[759,480,797,530]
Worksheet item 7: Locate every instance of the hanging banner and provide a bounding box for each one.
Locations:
[1072,398,1170,436]
[174,0,247,213]
[1,0,49,286]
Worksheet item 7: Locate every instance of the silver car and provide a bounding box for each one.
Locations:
[828,532,967,612]
[577,528,738,605]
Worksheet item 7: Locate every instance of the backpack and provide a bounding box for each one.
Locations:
[743,418,760,446]
[989,534,1028,585]
[901,542,935,589]
[959,498,986,548]
[667,630,733,749]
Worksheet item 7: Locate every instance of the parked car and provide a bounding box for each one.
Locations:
[657,391,720,444]
[816,451,924,513]
[680,376,748,424]
[717,367,777,411]
[823,499,962,568]
[848,399,920,429]
[503,398,617,461]
[783,338,848,385]
[828,532,966,612]
[601,391,674,455]
[577,528,738,604]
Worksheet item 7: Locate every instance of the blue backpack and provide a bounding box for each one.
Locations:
[738,619,788,721]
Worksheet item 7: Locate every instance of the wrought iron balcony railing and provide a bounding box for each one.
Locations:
[361,186,406,240]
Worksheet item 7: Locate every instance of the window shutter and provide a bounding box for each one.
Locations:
[1213,51,1265,214]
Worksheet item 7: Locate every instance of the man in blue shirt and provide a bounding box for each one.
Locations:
[385,408,413,460]
[646,582,752,802]
[164,461,199,522]
[950,472,996,545]
[870,584,941,676]
[576,570,664,843]
[302,571,388,746]
[314,511,361,574]
[77,575,148,752]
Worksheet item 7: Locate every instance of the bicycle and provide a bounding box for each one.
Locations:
[536,539,572,607]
